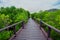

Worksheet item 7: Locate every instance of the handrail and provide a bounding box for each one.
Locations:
[40,20,60,40]
[41,21,60,33]
[0,21,25,38]
[0,21,23,32]
[33,18,60,40]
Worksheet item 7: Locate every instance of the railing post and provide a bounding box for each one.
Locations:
[47,27,51,40]
[40,20,42,29]
[13,26,16,37]
[22,21,24,29]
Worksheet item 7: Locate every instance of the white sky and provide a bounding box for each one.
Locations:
[0,0,60,12]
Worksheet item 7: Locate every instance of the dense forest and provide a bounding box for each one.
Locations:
[0,6,30,40]
[31,9,60,40]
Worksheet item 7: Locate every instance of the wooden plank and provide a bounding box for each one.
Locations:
[11,18,47,40]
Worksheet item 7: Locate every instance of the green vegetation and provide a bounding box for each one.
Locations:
[31,9,60,40]
[0,6,30,40]
[0,6,60,40]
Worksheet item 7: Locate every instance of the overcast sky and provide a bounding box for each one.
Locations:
[0,0,60,12]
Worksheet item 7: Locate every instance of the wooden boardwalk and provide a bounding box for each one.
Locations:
[11,18,47,40]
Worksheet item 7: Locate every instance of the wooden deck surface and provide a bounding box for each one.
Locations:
[11,18,47,40]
